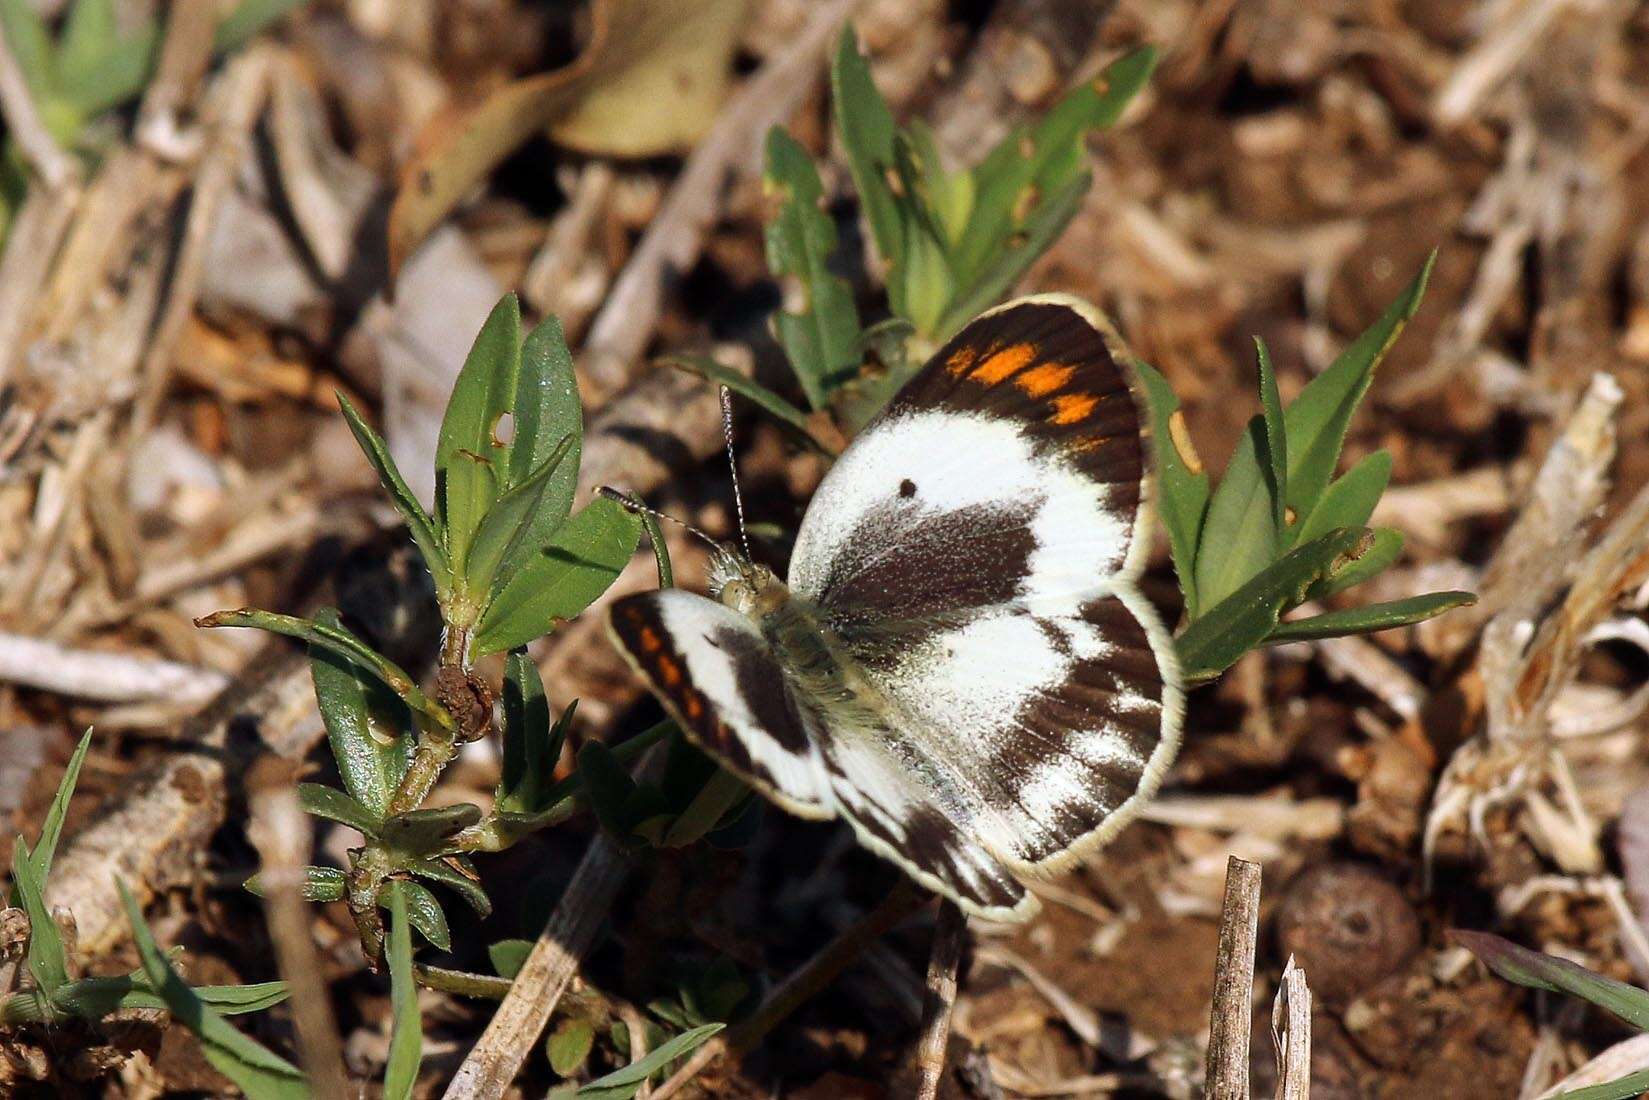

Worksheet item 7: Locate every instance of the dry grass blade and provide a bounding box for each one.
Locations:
[1207,856,1262,1100]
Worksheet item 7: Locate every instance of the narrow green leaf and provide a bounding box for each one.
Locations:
[577,742,639,840]
[243,866,347,903]
[474,496,641,656]
[56,0,118,95]
[1134,360,1209,617]
[1256,338,1288,536]
[497,652,569,815]
[663,769,750,848]
[548,1017,596,1077]
[658,354,827,450]
[488,939,533,980]
[0,0,55,98]
[52,16,158,118]
[952,46,1155,289]
[1193,417,1279,609]
[465,435,575,598]
[830,25,901,269]
[310,608,413,819]
[574,1023,725,1098]
[1292,450,1392,549]
[896,211,954,339]
[27,727,93,884]
[54,975,289,1021]
[932,172,1089,342]
[383,880,451,952]
[1176,527,1373,682]
[1451,930,1649,1031]
[1554,1069,1649,1100]
[1267,592,1476,644]
[336,393,449,593]
[119,881,309,1099]
[296,783,381,837]
[636,495,674,589]
[1305,526,1403,601]
[444,449,498,578]
[497,315,583,581]
[1284,252,1433,521]
[196,608,446,729]
[764,126,863,408]
[191,981,293,1015]
[379,803,483,852]
[382,882,423,1100]
[437,295,521,528]
[905,120,973,248]
[409,857,492,918]
[13,838,66,996]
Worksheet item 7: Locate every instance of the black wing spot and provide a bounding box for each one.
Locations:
[899,478,917,498]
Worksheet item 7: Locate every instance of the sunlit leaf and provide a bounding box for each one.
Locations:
[336,394,449,594]
[1451,929,1649,1031]
[25,726,93,885]
[243,866,347,904]
[658,354,829,452]
[1134,359,1208,618]
[296,783,381,837]
[12,838,66,997]
[1267,592,1476,644]
[1193,416,1279,610]
[1554,1070,1649,1100]
[1292,450,1392,549]
[309,608,413,819]
[497,315,583,579]
[466,435,576,597]
[830,24,901,271]
[474,496,641,656]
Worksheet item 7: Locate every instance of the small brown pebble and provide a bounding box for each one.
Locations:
[1275,863,1421,1006]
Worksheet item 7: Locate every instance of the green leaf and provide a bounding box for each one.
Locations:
[1305,526,1403,601]
[904,120,973,249]
[119,881,308,1099]
[1284,252,1432,522]
[296,783,381,836]
[56,0,117,94]
[55,974,289,1020]
[379,804,483,853]
[0,0,55,98]
[497,315,584,581]
[214,0,310,53]
[763,126,863,408]
[1134,359,1209,617]
[383,880,451,952]
[13,838,66,997]
[409,856,492,919]
[896,211,954,339]
[1451,930,1649,1031]
[1256,338,1288,536]
[573,1023,725,1098]
[310,608,413,819]
[830,25,901,270]
[382,882,423,1100]
[548,1017,596,1076]
[577,741,640,840]
[488,938,533,980]
[465,434,576,598]
[1292,450,1392,549]
[1193,416,1280,610]
[952,46,1155,289]
[444,449,498,579]
[663,769,750,848]
[437,295,521,529]
[52,12,158,118]
[658,354,827,450]
[1554,1070,1649,1100]
[497,651,569,815]
[474,495,641,656]
[25,726,93,885]
[1268,592,1477,644]
[243,865,347,903]
[932,171,1088,342]
[336,393,449,595]
[196,608,446,729]
[1176,527,1374,682]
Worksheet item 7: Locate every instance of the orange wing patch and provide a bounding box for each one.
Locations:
[946,344,979,376]
[1050,393,1099,425]
[1015,363,1074,398]
[970,342,1037,385]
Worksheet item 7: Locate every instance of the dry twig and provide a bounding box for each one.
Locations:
[1271,956,1311,1100]
[914,900,968,1100]
[1207,856,1262,1100]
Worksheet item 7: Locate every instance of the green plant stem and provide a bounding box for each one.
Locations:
[385,731,458,819]
[415,963,513,1000]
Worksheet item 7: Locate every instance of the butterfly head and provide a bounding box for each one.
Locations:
[707,546,787,619]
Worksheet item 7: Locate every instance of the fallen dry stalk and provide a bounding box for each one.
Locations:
[1207,856,1262,1100]
[0,632,228,704]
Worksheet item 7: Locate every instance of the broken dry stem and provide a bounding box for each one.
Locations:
[915,899,967,1100]
[1207,856,1263,1100]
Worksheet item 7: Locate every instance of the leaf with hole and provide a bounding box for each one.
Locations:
[474,495,641,656]
[764,126,863,408]
[1256,338,1288,535]
[310,608,413,819]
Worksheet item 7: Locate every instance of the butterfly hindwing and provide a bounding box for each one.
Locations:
[607,591,833,820]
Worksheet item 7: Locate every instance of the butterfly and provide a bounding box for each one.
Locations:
[607,296,1185,922]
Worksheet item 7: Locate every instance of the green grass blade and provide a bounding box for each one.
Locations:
[382,882,424,1100]
[658,353,826,450]
[574,1023,725,1098]
[497,651,566,815]
[13,837,67,996]
[28,726,93,882]
[1452,930,1649,1031]
[1256,337,1288,536]
[1266,592,1476,644]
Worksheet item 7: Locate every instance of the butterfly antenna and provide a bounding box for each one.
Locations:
[720,386,752,560]
[597,487,726,557]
